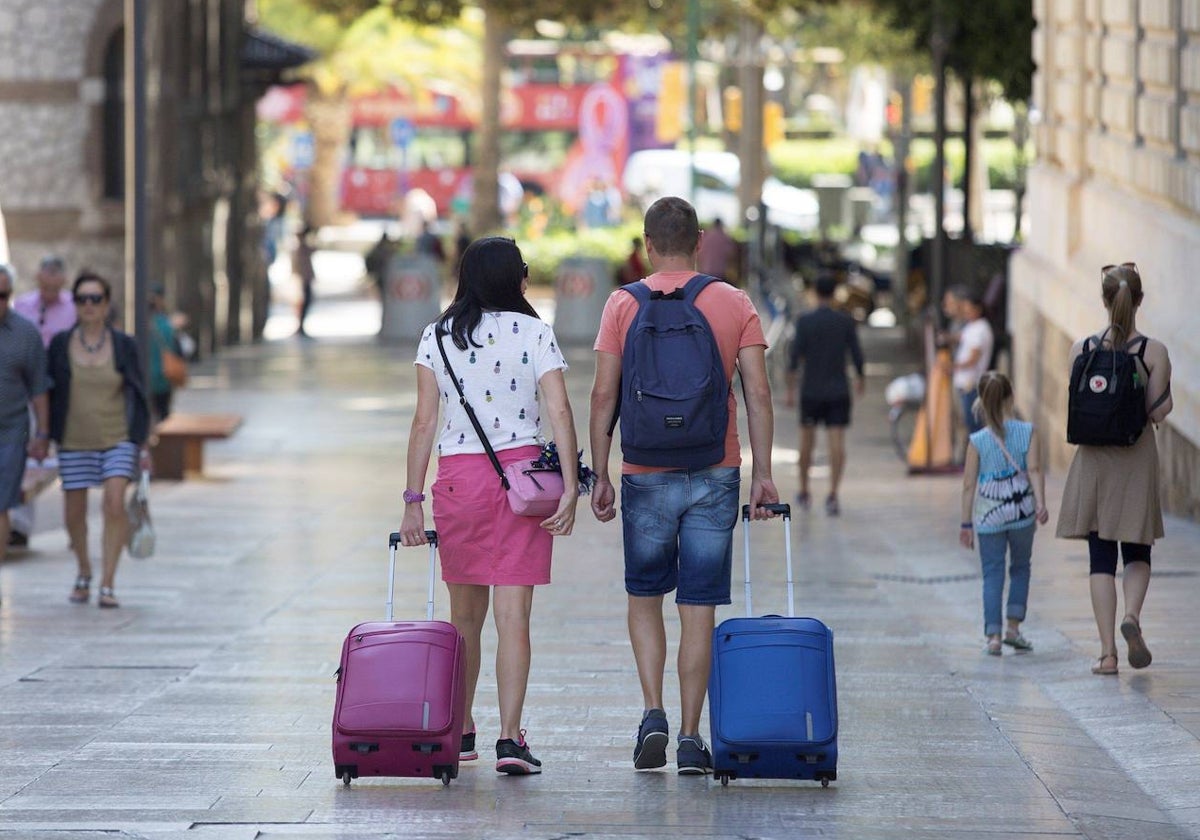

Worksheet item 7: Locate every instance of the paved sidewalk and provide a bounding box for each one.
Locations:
[1,309,1199,839]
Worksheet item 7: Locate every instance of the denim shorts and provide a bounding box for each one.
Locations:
[620,466,740,605]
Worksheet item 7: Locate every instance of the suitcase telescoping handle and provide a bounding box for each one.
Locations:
[740,503,793,618]
[387,530,438,622]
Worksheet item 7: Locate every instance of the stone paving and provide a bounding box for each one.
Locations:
[1,299,1199,839]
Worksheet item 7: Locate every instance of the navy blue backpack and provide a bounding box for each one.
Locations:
[613,274,729,468]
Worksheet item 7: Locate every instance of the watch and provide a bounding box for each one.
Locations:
[403,489,425,504]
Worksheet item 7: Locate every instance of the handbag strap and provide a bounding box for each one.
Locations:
[435,328,510,490]
[988,428,1025,475]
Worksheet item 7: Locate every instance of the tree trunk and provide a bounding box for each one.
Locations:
[961,73,974,243]
[304,84,352,228]
[471,2,504,235]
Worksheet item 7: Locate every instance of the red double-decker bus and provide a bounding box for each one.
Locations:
[258,36,672,218]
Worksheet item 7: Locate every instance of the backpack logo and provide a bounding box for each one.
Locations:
[1067,333,1149,447]
[615,274,729,469]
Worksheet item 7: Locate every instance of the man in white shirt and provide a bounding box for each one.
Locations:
[951,289,994,435]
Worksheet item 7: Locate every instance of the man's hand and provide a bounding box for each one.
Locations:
[590,477,616,522]
[748,477,781,520]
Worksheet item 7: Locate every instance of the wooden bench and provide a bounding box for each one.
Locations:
[151,413,243,479]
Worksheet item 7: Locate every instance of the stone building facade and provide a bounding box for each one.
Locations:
[0,0,307,352]
[1011,0,1200,518]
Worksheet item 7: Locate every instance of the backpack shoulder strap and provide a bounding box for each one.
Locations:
[621,280,652,305]
[681,273,719,303]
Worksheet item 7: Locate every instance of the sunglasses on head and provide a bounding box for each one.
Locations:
[74,293,106,305]
[1102,262,1137,275]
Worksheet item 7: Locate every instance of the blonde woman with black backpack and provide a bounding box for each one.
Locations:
[1056,263,1173,676]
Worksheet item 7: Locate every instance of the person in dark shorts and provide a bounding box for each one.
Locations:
[786,272,865,516]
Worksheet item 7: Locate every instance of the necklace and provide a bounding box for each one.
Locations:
[79,328,107,354]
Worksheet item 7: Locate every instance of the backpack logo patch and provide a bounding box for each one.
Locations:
[1088,375,1108,393]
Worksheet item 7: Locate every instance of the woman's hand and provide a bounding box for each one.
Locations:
[400,503,428,546]
[541,491,579,536]
[1035,505,1049,525]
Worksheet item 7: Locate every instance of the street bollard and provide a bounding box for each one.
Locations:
[552,257,612,345]
[380,255,441,342]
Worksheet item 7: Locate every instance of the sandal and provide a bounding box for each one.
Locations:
[1003,632,1034,652]
[97,586,120,609]
[68,575,91,604]
[1120,615,1152,669]
[1091,653,1119,675]
[795,492,811,511]
[985,637,1002,656]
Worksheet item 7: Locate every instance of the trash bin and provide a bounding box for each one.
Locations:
[380,255,441,342]
[553,257,612,345]
[847,186,875,235]
[812,173,853,239]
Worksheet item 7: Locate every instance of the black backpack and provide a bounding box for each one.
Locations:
[611,274,729,468]
[1066,330,1165,446]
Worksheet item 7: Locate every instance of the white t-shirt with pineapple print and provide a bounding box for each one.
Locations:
[415,312,568,458]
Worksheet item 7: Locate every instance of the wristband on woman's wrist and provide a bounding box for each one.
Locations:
[960,522,973,529]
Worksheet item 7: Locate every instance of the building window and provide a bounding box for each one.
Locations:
[103,28,124,199]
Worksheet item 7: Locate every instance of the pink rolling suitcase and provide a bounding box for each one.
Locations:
[332,531,466,786]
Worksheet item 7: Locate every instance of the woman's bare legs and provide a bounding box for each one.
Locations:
[493,585,534,741]
[447,583,490,735]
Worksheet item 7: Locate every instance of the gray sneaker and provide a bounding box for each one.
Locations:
[633,708,669,770]
[676,735,712,775]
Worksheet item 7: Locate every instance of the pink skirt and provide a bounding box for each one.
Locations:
[431,445,553,586]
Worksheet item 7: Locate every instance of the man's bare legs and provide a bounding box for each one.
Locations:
[827,426,847,511]
[627,594,666,712]
[677,604,715,736]
[797,425,816,506]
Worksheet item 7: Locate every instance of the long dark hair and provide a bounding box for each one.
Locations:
[438,236,537,350]
[1100,262,1143,347]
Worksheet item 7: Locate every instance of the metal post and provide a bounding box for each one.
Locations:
[686,0,699,206]
[124,0,149,374]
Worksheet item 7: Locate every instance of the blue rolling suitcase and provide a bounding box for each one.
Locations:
[709,503,838,786]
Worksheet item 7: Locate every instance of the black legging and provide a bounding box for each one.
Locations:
[1088,531,1151,576]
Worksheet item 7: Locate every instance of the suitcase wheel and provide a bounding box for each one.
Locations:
[341,770,352,787]
[440,769,452,786]
[821,778,829,788]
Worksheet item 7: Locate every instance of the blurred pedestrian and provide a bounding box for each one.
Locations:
[47,273,151,609]
[617,236,648,286]
[0,263,51,594]
[416,221,446,265]
[292,224,316,338]
[399,236,579,776]
[697,218,737,281]
[588,196,779,775]
[364,232,395,299]
[1056,263,1173,675]
[959,372,1048,656]
[147,284,184,421]
[13,255,75,347]
[786,272,865,516]
[454,220,471,274]
[949,288,993,436]
[9,255,74,547]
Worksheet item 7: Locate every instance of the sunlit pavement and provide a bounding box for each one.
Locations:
[2,276,1199,839]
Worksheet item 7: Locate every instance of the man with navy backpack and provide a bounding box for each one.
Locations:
[589,197,779,775]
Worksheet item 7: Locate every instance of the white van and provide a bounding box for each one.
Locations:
[622,148,817,233]
[622,149,741,227]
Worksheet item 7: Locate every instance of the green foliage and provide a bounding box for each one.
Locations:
[516,223,641,287]
[850,0,1035,102]
[768,136,1034,192]
[769,137,862,187]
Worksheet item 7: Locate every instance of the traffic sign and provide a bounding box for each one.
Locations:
[390,117,415,149]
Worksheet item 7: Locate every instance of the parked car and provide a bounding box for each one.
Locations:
[622,149,818,233]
